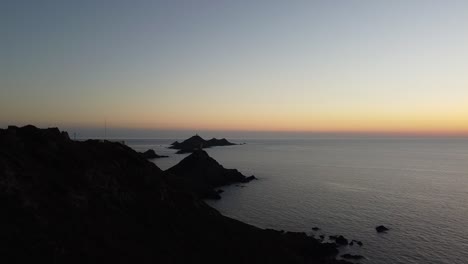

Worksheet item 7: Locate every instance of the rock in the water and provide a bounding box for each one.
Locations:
[139,149,168,159]
[376,225,390,233]
[312,227,320,231]
[341,254,365,260]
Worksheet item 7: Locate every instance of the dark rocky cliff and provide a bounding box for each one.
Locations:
[0,125,348,264]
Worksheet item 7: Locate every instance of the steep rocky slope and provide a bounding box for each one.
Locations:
[166,149,255,199]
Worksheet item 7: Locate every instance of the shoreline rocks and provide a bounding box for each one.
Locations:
[329,235,349,246]
[335,235,349,246]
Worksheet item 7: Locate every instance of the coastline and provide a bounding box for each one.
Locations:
[0,125,353,263]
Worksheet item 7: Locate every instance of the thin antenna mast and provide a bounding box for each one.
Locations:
[105,119,107,140]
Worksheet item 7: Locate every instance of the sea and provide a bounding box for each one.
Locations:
[125,137,468,264]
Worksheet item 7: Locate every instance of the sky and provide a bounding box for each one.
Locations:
[2,0,468,137]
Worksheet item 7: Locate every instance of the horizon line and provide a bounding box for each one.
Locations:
[3,124,468,137]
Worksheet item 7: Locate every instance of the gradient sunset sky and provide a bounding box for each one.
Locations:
[2,0,468,136]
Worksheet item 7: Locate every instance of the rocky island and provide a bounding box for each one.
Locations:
[169,134,236,154]
[0,125,351,264]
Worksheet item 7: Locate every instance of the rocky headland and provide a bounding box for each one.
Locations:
[166,149,256,199]
[169,134,236,154]
[0,125,351,264]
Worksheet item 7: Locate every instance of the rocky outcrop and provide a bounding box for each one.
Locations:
[170,135,236,154]
[0,125,349,264]
[376,225,389,233]
[139,149,168,159]
[166,149,256,199]
[328,235,350,246]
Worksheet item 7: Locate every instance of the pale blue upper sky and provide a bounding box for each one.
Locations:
[2,0,468,136]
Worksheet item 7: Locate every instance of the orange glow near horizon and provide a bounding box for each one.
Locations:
[12,111,465,136]
[3,94,468,136]
[89,104,468,135]
[3,1,468,137]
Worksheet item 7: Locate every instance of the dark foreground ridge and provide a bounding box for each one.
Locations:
[169,134,236,154]
[167,149,256,199]
[0,125,350,264]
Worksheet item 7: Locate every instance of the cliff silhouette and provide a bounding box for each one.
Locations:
[0,125,349,264]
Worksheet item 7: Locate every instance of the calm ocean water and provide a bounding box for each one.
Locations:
[126,138,468,264]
